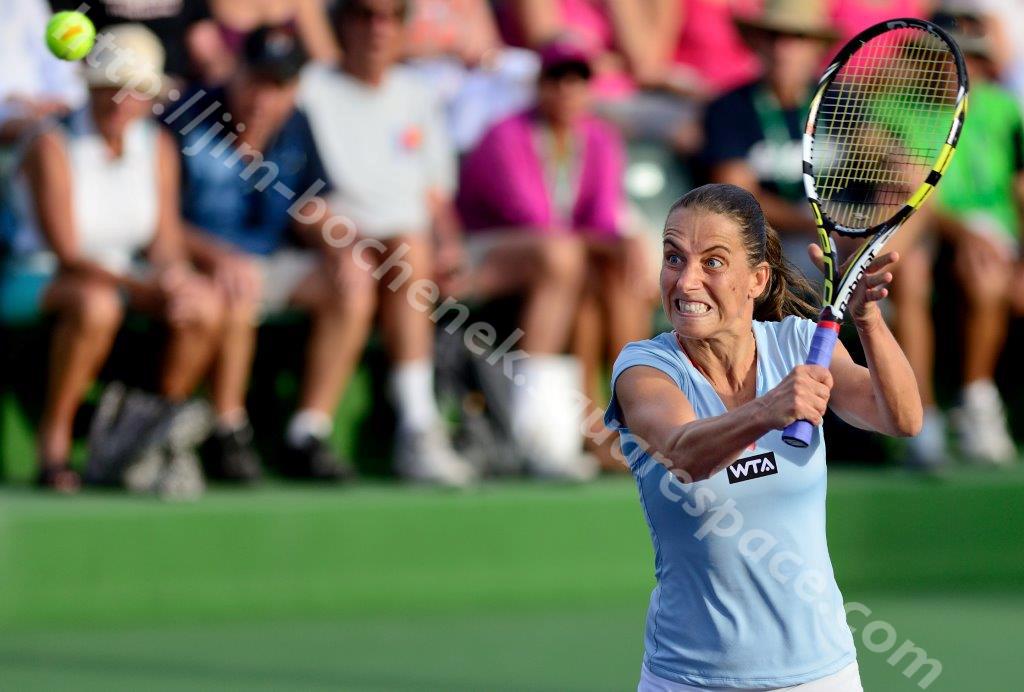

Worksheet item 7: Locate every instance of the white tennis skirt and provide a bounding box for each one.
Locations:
[638,661,863,692]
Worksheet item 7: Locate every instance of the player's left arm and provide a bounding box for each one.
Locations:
[822,250,923,437]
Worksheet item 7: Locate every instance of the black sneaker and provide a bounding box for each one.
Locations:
[203,422,262,483]
[280,436,356,482]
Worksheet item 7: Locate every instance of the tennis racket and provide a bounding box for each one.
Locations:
[782,18,968,448]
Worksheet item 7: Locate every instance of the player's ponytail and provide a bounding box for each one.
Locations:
[668,184,817,321]
[757,223,817,321]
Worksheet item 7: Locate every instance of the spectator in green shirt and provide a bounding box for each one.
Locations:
[898,18,1023,468]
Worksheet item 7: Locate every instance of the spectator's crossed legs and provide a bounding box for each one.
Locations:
[39,268,223,490]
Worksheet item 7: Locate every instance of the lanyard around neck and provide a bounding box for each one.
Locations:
[752,85,809,147]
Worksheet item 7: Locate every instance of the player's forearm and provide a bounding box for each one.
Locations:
[855,310,923,436]
[661,400,774,482]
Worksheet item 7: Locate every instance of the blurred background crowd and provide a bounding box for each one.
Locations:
[1,0,1022,496]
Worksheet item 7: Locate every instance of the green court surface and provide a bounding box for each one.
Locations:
[1,469,1021,691]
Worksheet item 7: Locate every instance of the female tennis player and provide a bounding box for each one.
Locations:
[606,184,922,691]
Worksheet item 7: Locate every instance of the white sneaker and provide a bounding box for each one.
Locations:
[121,400,211,498]
[394,426,477,488]
[123,447,205,501]
[511,355,596,482]
[905,407,949,471]
[524,449,599,483]
[123,446,165,494]
[158,449,205,501]
[952,381,1017,466]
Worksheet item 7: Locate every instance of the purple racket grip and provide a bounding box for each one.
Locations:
[782,321,841,448]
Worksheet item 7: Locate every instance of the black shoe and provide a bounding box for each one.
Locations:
[203,422,262,483]
[280,436,356,482]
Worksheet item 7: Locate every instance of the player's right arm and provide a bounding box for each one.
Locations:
[614,364,831,481]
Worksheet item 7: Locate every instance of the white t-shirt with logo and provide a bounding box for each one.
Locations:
[298,64,456,239]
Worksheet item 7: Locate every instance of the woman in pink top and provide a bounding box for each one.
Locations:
[670,0,763,98]
[829,0,929,41]
[458,42,653,475]
[499,0,679,101]
[187,0,341,85]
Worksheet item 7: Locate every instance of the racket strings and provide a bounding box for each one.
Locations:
[812,27,961,229]
[820,38,956,217]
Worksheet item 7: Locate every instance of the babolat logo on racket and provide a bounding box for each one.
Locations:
[727,452,779,484]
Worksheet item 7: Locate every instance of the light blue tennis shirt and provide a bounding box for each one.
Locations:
[605,317,857,689]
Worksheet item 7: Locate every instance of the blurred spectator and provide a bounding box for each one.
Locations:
[405,0,501,64]
[703,0,837,277]
[669,0,763,99]
[49,0,214,80]
[1,0,87,263]
[5,25,222,491]
[298,0,475,486]
[402,0,537,152]
[927,23,1022,466]
[457,41,650,478]
[176,26,368,482]
[1014,262,1024,315]
[941,0,1024,104]
[828,0,929,42]
[499,0,672,98]
[498,0,702,148]
[0,0,86,144]
[188,0,341,86]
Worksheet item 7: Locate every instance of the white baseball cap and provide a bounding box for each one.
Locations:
[82,24,168,95]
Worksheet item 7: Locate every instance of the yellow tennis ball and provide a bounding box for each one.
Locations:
[45,11,96,62]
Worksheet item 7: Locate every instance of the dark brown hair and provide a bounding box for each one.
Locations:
[667,184,818,321]
[331,0,410,36]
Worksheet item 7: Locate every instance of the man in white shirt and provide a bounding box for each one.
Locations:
[298,0,473,485]
[0,0,87,143]
[944,0,1024,105]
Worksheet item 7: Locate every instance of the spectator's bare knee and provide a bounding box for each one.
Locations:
[536,236,587,289]
[173,279,225,338]
[317,270,378,323]
[222,292,260,329]
[891,249,932,305]
[959,271,1009,310]
[62,280,123,334]
[198,285,226,334]
[340,281,378,324]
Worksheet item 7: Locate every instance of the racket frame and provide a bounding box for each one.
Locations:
[782,18,969,448]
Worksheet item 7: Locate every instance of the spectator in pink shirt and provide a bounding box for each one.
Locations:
[669,0,763,99]
[458,41,652,476]
[498,0,670,100]
[498,0,703,148]
[829,0,929,42]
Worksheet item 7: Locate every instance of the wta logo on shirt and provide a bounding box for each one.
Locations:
[727,451,779,484]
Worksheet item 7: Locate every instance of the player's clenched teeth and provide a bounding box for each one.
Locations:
[674,299,711,315]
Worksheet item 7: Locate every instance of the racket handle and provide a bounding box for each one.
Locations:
[782,322,841,448]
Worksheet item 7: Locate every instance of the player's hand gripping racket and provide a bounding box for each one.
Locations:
[782,18,968,447]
